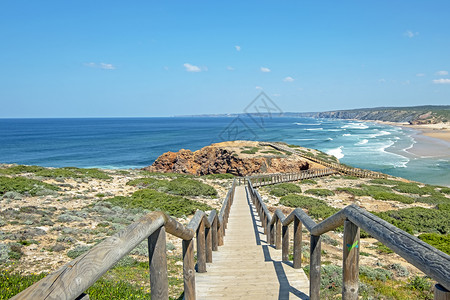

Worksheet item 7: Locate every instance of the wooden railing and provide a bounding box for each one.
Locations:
[12,179,237,300]
[246,178,450,300]
[261,142,387,179]
[246,168,337,187]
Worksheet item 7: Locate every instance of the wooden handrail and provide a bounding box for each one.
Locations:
[12,178,238,300]
[246,177,450,300]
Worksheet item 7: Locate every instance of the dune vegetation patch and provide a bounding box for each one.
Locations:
[0,165,110,179]
[279,194,339,221]
[106,189,212,218]
[267,183,302,197]
[0,176,59,196]
[127,177,217,197]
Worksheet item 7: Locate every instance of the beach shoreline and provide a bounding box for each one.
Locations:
[363,120,450,158]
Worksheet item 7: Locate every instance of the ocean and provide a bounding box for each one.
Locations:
[0,117,449,186]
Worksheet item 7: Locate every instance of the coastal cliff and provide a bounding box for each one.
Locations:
[144,141,320,176]
[305,105,450,124]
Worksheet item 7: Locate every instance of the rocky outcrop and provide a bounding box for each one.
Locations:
[144,142,310,176]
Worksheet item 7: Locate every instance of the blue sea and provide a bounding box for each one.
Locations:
[0,117,449,186]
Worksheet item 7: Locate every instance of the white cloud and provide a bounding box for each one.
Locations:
[226,66,235,71]
[283,76,294,82]
[433,78,450,84]
[99,63,115,70]
[378,78,386,83]
[416,73,425,77]
[84,62,116,70]
[183,63,202,72]
[255,86,263,90]
[402,80,411,85]
[404,30,419,38]
[260,67,271,73]
[436,70,448,76]
[272,93,281,97]
[235,45,241,51]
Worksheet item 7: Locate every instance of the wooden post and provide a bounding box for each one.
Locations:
[270,224,275,245]
[212,217,218,251]
[148,226,169,300]
[205,225,212,263]
[293,218,302,269]
[183,239,195,300]
[197,220,206,273]
[342,220,360,300]
[309,235,321,300]
[282,225,289,261]
[276,218,282,250]
[434,284,450,300]
[217,222,224,246]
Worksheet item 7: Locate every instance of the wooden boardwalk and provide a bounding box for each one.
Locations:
[195,186,310,299]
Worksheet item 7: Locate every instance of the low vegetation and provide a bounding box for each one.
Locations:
[0,165,110,179]
[267,183,302,197]
[0,176,59,196]
[127,177,217,197]
[279,194,339,220]
[106,189,212,218]
[376,207,450,234]
[304,188,335,197]
[418,233,450,255]
[240,147,259,154]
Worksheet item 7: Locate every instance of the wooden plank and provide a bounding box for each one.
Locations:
[434,284,450,300]
[342,220,359,300]
[148,226,169,300]
[211,216,218,251]
[205,224,212,263]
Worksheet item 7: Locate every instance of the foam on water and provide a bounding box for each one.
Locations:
[341,123,369,129]
[305,128,323,131]
[327,146,344,159]
[355,139,369,145]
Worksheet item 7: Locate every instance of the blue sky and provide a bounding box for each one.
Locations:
[1,1,449,118]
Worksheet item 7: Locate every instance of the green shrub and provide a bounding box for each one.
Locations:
[67,245,91,259]
[0,165,45,175]
[260,150,283,155]
[240,147,259,154]
[0,176,59,196]
[418,233,450,254]
[369,179,403,185]
[279,194,339,220]
[299,179,317,184]
[106,189,211,218]
[335,187,367,196]
[0,165,110,179]
[440,187,450,194]
[342,175,359,180]
[128,177,217,197]
[0,270,46,299]
[416,194,449,205]
[304,189,335,197]
[407,276,432,291]
[166,178,217,197]
[268,183,302,197]
[376,207,450,234]
[393,182,438,195]
[374,242,393,254]
[438,203,450,211]
[201,173,234,179]
[360,266,392,281]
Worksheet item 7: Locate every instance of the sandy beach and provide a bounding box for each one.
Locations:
[371,120,450,158]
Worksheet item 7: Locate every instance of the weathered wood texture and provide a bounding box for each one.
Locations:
[148,226,169,300]
[195,186,310,299]
[342,220,360,300]
[434,284,450,300]
[183,239,196,300]
[11,213,166,300]
[13,179,237,300]
[309,235,322,300]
